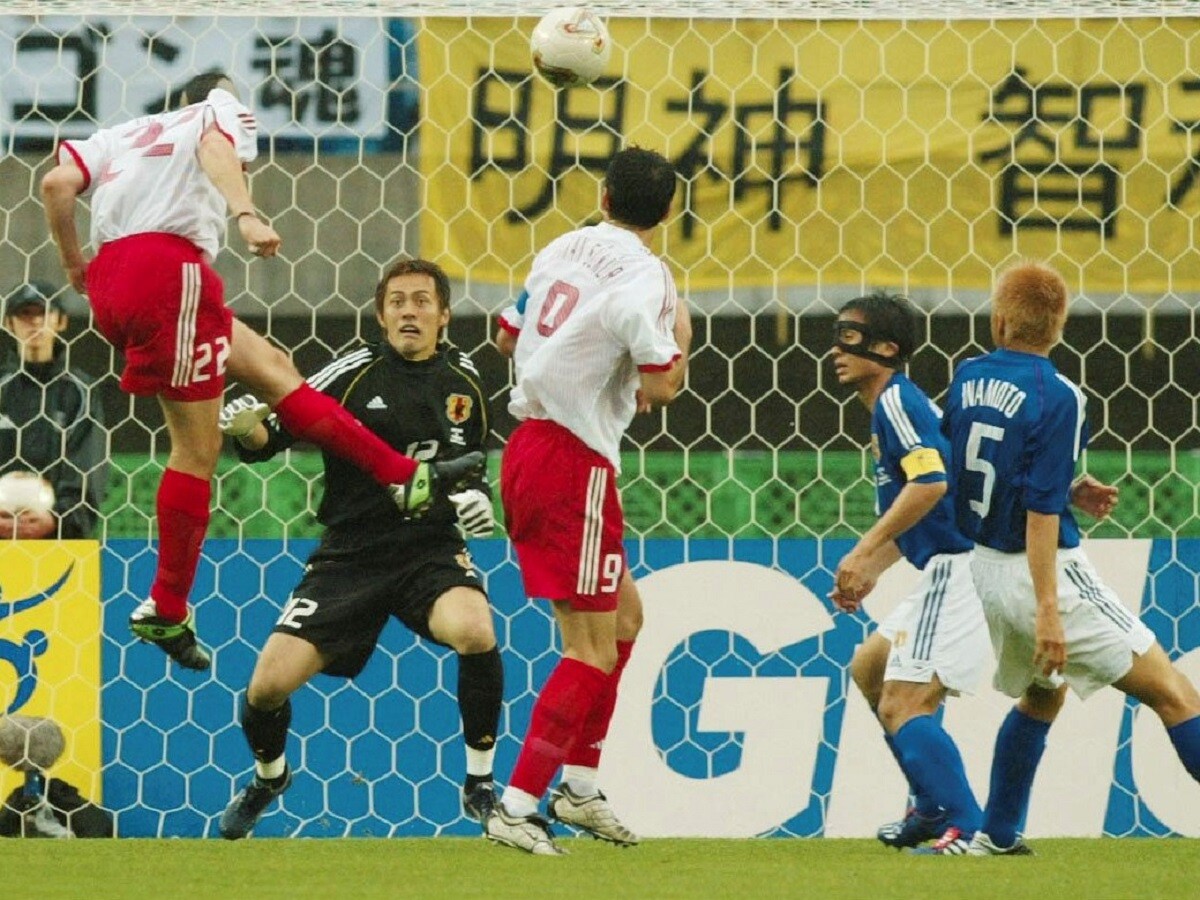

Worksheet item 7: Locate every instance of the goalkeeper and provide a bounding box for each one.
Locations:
[217,258,503,839]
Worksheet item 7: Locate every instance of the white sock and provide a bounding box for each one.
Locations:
[500,787,539,818]
[466,747,495,779]
[255,754,287,781]
[562,764,597,797]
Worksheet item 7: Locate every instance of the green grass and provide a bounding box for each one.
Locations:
[4,837,1196,899]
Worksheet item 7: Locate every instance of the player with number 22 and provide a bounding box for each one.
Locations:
[40,70,479,674]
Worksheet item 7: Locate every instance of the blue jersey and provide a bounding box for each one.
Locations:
[872,372,972,569]
[942,348,1087,552]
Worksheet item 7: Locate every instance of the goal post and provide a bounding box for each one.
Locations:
[0,2,1197,839]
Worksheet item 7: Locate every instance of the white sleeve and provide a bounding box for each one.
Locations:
[607,263,681,372]
[57,128,115,197]
[204,88,258,163]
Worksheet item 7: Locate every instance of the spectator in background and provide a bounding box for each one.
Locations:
[0,281,108,539]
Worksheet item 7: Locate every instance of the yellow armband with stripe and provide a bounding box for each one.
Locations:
[900,447,945,480]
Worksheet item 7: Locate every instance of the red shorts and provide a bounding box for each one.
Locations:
[500,419,626,611]
[86,233,232,401]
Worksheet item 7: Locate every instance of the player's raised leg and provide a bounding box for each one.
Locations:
[1115,644,1200,782]
[220,632,323,839]
[225,320,483,514]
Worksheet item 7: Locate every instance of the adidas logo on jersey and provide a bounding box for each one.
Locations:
[366,396,387,410]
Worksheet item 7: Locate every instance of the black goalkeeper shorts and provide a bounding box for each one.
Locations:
[271,534,487,678]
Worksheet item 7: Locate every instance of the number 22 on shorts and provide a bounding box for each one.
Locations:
[189,336,231,385]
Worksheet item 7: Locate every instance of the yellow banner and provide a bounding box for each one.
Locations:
[419,17,1200,294]
[0,541,102,803]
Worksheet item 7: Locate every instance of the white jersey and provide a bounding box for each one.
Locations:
[57,88,258,259]
[499,222,681,469]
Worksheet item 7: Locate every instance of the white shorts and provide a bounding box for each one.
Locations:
[877,551,990,695]
[971,545,1156,700]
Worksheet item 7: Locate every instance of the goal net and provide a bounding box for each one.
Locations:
[0,1,1197,839]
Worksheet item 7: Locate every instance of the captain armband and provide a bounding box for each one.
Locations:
[900,447,945,480]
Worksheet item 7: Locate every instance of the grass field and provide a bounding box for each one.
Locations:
[4,837,1196,899]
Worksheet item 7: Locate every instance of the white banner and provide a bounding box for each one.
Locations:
[602,540,1200,838]
[0,16,392,145]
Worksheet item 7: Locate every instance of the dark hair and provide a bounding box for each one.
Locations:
[604,146,677,229]
[838,290,919,364]
[374,258,452,317]
[178,70,232,108]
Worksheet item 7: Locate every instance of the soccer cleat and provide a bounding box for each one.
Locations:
[877,807,948,849]
[484,806,565,856]
[390,451,487,517]
[462,781,496,823]
[548,784,639,846]
[967,832,1035,856]
[129,601,211,671]
[909,826,973,855]
[219,768,293,840]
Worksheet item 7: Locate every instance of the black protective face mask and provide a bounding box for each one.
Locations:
[833,320,901,367]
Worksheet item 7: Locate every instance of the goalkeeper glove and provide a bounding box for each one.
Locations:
[391,451,487,519]
[219,394,270,438]
[448,489,495,537]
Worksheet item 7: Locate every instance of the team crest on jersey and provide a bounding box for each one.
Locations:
[446,394,473,424]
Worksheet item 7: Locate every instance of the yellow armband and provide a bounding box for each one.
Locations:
[900,447,945,479]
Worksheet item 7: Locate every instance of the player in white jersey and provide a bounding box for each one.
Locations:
[40,71,477,674]
[486,147,691,855]
[502,225,681,468]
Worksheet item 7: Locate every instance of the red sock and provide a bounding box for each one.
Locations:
[509,657,608,799]
[149,468,211,622]
[274,384,417,485]
[566,640,634,769]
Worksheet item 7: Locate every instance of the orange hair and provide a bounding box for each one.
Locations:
[992,261,1068,348]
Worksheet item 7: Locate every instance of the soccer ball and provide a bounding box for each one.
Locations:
[530,7,612,87]
[0,471,55,515]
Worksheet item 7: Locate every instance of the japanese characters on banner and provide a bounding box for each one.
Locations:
[0,16,395,148]
[418,17,1200,294]
[2,16,1197,295]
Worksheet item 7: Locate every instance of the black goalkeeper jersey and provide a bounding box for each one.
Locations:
[236,341,491,545]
